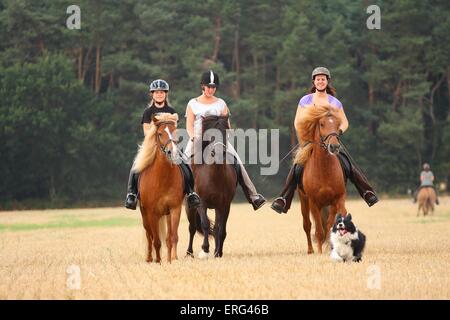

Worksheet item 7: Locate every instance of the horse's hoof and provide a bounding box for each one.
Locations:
[185,252,194,258]
[198,250,209,259]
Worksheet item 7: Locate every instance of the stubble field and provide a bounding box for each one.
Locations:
[0,197,449,300]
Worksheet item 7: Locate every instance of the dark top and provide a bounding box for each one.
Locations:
[141,104,176,124]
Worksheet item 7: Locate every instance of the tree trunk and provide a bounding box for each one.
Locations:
[212,16,221,62]
[392,80,402,112]
[78,47,83,81]
[429,74,446,160]
[81,47,93,83]
[233,27,241,98]
[275,65,280,93]
[95,46,101,94]
[37,34,45,54]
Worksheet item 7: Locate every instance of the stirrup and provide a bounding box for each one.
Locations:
[251,194,266,211]
[271,197,286,214]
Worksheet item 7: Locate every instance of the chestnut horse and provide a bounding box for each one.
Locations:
[186,115,237,258]
[417,187,436,216]
[134,113,184,263]
[293,105,347,254]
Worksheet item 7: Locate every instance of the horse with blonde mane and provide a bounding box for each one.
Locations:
[417,187,436,217]
[293,105,347,254]
[133,113,184,263]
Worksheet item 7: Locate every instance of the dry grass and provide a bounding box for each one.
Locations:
[0,197,449,300]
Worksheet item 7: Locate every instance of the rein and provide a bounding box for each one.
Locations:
[302,132,340,151]
[155,121,179,155]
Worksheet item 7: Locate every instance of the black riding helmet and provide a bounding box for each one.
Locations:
[200,70,220,87]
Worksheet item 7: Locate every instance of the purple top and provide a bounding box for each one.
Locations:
[298,94,343,109]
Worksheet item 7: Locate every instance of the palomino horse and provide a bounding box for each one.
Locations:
[186,115,238,258]
[417,187,436,216]
[133,113,184,263]
[294,105,347,254]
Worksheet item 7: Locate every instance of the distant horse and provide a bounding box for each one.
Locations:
[134,113,184,263]
[417,187,436,217]
[186,115,238,258]
[293,105,347,254]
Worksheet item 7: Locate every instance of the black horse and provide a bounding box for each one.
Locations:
[186,115,238,258]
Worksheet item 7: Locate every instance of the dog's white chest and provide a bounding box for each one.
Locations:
[330,233,354,261]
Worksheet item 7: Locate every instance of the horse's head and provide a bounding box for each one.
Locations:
[318,109,341,155]
[153,113,179,162]
[294,105,342,165]
[200,115,230,154]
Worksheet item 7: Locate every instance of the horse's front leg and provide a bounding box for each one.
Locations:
[310,202,324,254]
[185,207,196,257]
[169,205,182,261]
[299,192,313,254]
[327,198,347,241]
[214,206,230,258]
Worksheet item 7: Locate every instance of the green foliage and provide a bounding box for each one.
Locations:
[0,0,448,208]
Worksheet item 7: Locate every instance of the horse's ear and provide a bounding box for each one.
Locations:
[344,213,352,221]
[335,213,342,221]
[152,114,159,123]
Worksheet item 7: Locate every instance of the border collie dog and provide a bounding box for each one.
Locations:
[330,213,366,262]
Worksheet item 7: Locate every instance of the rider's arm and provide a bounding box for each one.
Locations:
[294,106,306,141]
[337,107,349,133]
[222,105,231,129]
[186,105,195,138]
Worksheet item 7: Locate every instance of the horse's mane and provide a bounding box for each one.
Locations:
[293,105,340,165]
[201,115,230,133]
[132,113,179,173]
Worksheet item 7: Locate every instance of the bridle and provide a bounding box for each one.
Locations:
[155,121,178,157]
[302,115,341,153]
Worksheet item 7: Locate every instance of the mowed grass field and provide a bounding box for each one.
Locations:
[0,197,449,300]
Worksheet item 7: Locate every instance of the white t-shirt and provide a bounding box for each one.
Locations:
[186,98,227,137]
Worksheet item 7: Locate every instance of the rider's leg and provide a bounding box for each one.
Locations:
[125,167,139,210]
[271,164,303,214]
[226,142,266,210]
[179,162,201,209]
[337,150,379,207]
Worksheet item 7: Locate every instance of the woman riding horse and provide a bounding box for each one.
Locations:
[271,67,379,214]
[413,163,439,205]
[125,79,200,210]
[184,70,266,211]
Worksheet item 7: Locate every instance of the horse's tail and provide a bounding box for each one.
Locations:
[186,207,214,236]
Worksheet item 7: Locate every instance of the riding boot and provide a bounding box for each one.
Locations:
[179,162,201,209]
[236,163,266,210]
[271,164,303,214]
[125,169,139,210]
[337,150,379,207]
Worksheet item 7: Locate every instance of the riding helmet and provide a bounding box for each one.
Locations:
[149,79,170,92]
[200,70,220,87]
[312,67,331,80]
